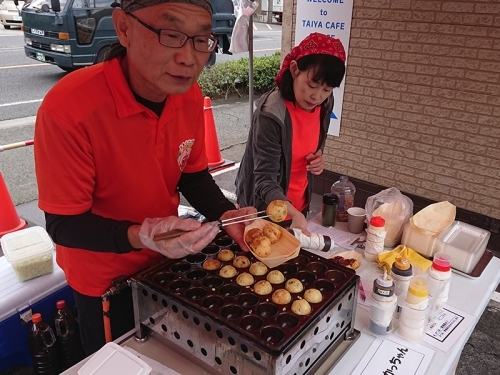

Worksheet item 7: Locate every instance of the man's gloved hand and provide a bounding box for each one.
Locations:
[139,217,219,259]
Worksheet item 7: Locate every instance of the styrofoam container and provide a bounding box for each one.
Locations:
[78,342,151,375]
[434,221,490,274]
[1,226,54,281]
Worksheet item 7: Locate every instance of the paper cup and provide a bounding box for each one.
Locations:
[347,207,366,234]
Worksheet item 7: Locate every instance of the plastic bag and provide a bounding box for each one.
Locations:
[229,0,258,54]
[365,187,413,248]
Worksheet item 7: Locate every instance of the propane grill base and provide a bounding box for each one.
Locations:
[131,277,359,375]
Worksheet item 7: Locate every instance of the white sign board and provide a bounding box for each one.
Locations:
[295,0,354,136]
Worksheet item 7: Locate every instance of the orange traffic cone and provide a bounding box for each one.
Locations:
[204,97,224,167]
[0,172,27,237]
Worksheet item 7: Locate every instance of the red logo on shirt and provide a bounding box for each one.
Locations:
[177,139,195,171]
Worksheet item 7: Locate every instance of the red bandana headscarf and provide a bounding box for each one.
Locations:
[275,33,346,85]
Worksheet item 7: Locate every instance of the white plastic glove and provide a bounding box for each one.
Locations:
[139,217,220,259]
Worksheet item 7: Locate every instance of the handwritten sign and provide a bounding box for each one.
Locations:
[348,337,434,375]
[295,0,354,136]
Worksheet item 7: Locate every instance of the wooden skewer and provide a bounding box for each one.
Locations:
[152,214,272,242]
[153,229,191,242]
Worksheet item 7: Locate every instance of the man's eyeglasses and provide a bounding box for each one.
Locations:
[126,13,218,53]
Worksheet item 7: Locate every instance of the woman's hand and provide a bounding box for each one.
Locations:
[285,202,311,236]
[220,206,258,251]
[306,150,324,175]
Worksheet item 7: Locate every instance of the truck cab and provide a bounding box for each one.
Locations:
[20,0,235,71]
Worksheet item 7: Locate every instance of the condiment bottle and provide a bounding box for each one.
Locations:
[391,257,413,319]
[321,193,338,227]
[398,275,429,340]
[364,216,386,262]
[369,271,397,335]
[28,313,59,375]
[330,176,356,222]
[427,252,452,323]
[54,300,85,371]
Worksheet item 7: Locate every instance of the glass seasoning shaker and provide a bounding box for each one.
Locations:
[322,193,338,227]
[331,176,356,222]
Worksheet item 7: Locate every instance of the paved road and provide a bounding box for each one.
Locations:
[0,22,281,121]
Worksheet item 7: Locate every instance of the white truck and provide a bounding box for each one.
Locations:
[259,0,283,23]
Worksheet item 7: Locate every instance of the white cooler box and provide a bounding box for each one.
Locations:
[0,253,74,372]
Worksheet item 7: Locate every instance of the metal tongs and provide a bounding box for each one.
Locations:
[153,210,269,241]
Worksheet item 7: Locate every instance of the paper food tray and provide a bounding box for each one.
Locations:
[78,342,151,375]
[244,219,300,268]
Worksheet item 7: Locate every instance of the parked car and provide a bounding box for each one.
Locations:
[0,0,23,29]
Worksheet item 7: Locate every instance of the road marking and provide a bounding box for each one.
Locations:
[0,63,50,70]
[266,24,273,30]
[0,47,24,51]
[0,99,43,107]
[210,162,240,177]
[253,23,258,30]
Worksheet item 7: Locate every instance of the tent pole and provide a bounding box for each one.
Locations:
[248,14,254,123]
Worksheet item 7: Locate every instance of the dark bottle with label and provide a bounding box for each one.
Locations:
[28,313,59,375]
[54,300,85,371]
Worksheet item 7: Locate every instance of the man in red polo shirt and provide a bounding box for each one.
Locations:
[34,0,254,356]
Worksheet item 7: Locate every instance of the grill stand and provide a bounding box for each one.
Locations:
[131,275,360,375]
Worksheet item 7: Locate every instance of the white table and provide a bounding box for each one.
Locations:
[62,252,500,375]
[332,254,500,375]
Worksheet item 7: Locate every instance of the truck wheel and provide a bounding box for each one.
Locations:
[205,50,216,68]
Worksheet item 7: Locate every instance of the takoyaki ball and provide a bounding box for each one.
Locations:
[217,249,235,262]
[245,228,264,244]
[266,200,288,222]
[304,288,323,303]
[202,259,221,271]
[266,270,285,284]
[262,223,282,244]
[272,289,292,305]
[249,261,268,276]
[250,236,272,258]
[254,280,273,295]
[291,299,312,316]
[236,272,255,287]
[233,255,250,269]
[219,265,237,278]
[285,278,304,293]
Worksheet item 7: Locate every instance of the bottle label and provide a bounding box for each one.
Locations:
[376,288,391,296]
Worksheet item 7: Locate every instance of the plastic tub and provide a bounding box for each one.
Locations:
[434,221,490,274]
[0,226,54,281]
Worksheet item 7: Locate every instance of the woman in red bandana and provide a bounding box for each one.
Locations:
[236,33,346,233]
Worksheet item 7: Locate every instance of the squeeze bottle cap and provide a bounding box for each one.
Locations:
[395,257,411,271]
[369,216,385,228]
[56,300,66,310]
[432,252,451,272]
[377,271,393,288]
[32,313,42,323]
[408,276,428,297]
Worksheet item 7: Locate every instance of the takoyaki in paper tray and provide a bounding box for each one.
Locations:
[244,219,300,268]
